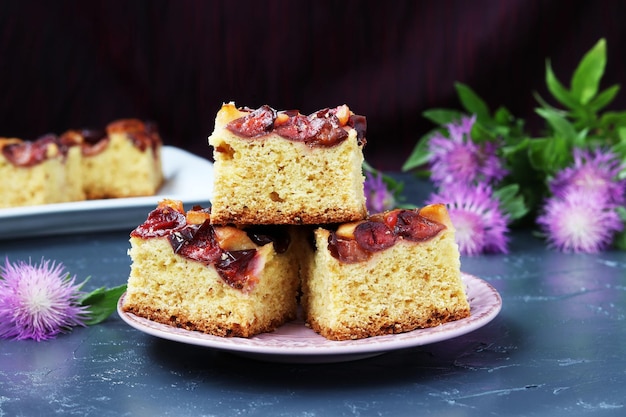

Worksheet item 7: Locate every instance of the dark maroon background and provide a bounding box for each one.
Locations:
[1,0,626,169]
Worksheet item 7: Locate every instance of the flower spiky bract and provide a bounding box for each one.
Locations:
[537,188,623,253]
[0,258,89,341]
[550,147,626,205]
[428,183,510,256]
[537,147,626,253]
[428,115,508,187]
[364,171,396,213]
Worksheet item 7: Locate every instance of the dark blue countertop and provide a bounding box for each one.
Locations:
[1,178,625,416]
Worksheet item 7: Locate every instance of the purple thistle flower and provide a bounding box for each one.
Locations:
[0,258,89,341]
[550,147,626,205]
[428,115,508,187]
[364,171,396,213]
[537,188,623,253]
[427,183,510,256]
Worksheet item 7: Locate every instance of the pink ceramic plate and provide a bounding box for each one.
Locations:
[117,273,501,363]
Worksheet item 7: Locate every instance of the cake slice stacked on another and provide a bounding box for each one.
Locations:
[208,103,367,225]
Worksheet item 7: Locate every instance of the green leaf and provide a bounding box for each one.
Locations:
[470,120,498,142]
[611,141,626,180]
[599,110,626,131]
[535,107,578,142]
[422,108,463,125]
[493,183,529,220]
[527,138,547,170]
[613,207,626,250]
[527,136,571,174]
[80,284,127,326]
[588,84,620,112]
[500,136,530,158]
[493,106,512,125]
[545,60,580,109]
[617,205,626,221]
[613,231,626,250]
[571,38,607,105]
[574,128,590,148]
[402,132,432,171]
[455,82,490,121]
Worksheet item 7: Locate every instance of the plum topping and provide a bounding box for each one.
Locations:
[131,206,187,238]
[175,222,222,265]
[273,113,316,141]
[168,225,200,253]
[226,105,276,137]
[226,105,361,147]
[348,114,367,146]
[328,208,446,263]
[106,119,162,154]
[82,135,110,156]
[245,225,291,254]
[353,221,397,252]
[131,202,290,291]
[128,121,162,152]
[328,233,371,263]
[215,250,258,290]
[394,210,446,242]
[1,134,59,167]
[79,129,107,145]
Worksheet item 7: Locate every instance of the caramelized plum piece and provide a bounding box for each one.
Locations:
[226,105,276,137]
[245,226,291,254]
[307,118,348,147]
[1,134,58,167]
[328,232,371,263]
[225,104,356,147]
[370,210,401,229]
[215,250,258,290]
[327,208,447,263]
[176,222,222,264]
[353,221,397,252]
[106,119,161,153]
[273,115,346,146]
[394,210,446,242]
[79,128,107,145]
[272,113,317,142]
[348,114,367,146]
[131,207,187,238]
[168,225,200,253]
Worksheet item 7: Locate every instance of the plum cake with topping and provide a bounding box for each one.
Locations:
[0,118,163,208]
[0,134,84,208]
[208,102,368,225]
[300,204,471,341]
[122,199,300,338]
[61,118,163,199]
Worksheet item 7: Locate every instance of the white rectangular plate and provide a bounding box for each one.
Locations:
[0,146,214,239]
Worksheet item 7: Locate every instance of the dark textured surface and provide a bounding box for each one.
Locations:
[1,179,626,416]
[2,1,626,169]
